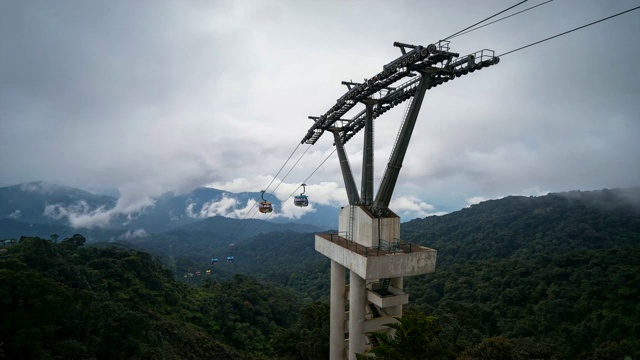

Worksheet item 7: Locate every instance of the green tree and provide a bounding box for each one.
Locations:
[272,301,330,359]
[457,336,521,360]
[358,311,452,360]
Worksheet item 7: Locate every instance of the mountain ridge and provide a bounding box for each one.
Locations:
[0,181,338,237]
[402,188,640,268]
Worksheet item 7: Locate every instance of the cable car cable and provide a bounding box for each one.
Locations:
[448,0,554,40]
[228,145,321,240]
[262,142,302,194]
[226,142,304,239]
[263,144,313,201]
[498,4,640,57]
[442,0,529,41]
[231,144,312,236]
[243,148,337,240]
[285,148,338,206]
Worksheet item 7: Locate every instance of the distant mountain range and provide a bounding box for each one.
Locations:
[183,186,640,279]
[0,181,338,240]
[129,185,640,290]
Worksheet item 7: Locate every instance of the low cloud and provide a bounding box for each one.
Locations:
[466,186,550,207]
[389,196,447,219]
[559,186,640,213]
[206,176,353,221]
[271,199,316,220]
[186,194,257,219]
[20,181,62,194]
[210,176,348,207]
[43,190,156,229]
[118,229,149,241]
[8,210,21,219]
[44,201,112,228]
[466,196,487,207]
[211,176,446,220]
[207,176,274,194]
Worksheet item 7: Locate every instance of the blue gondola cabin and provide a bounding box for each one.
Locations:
[294,195,308,207]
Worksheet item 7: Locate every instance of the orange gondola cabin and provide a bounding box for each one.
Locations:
[259,201,273,213]
[259,190,273,213]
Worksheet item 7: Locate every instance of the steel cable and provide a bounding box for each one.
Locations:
[442,0,529,41]
[448,0,554,39]
[498,5,640,56]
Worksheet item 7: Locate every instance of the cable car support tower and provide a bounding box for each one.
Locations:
[301,40,500,360]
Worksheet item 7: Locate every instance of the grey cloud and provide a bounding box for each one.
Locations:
[1,0,639,214]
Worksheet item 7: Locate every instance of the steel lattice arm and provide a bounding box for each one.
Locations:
[301,41,500,145]
[303,40,500,217]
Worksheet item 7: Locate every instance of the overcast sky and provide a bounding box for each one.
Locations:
[1,0,639,220]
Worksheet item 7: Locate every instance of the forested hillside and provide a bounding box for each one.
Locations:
[402,188,640,266]
[398,189,640,359]
[0,236,328,359]
[217,231,331,301]
[2,188,638,359]
[134,216,327,262]
[159,188,640,359]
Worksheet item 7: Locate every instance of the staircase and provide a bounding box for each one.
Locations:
[368,303,381,318]
[375,278,393,296]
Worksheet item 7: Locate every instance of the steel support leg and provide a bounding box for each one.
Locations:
[361,102,374,206]
[333,130,361,205]
[373,75,430,215]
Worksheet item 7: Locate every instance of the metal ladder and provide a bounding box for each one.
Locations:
[349,205,355,241]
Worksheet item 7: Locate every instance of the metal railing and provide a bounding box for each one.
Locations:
[325,233,417,257]
[436,40,451,52]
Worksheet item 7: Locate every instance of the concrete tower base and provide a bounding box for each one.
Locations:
[316,205,437,360]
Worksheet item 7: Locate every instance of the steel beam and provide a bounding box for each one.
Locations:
[372,74,430,216]
[360,102,374,206]
[333,130,361,206]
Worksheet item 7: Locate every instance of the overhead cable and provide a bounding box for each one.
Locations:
[227,142,302,240]
[449,0,554,39]
[442,0,529,41]
[263,144,312,201]
[263,142,301,193]
[244,148,337,239]
[499,5,640,57]
[231,144,313,238]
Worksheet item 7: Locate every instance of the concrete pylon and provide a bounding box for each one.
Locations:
[330,260,346,360]
[348,273,366,360]
[316,205,437,359]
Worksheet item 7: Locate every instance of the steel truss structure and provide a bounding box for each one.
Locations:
[301,40,500,216]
